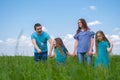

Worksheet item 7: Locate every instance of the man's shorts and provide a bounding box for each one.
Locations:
[34,51,47,62]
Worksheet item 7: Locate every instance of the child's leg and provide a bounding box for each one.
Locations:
[77,53,85,63]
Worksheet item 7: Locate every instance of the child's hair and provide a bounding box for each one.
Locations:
[95,30,110,53]
[54,37,68,54]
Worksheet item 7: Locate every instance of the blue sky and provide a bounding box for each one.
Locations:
[0,0,120,55]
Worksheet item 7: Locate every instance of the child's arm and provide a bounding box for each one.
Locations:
[107,41,113,53]
[48,52,55,58]
[66,52,72,56]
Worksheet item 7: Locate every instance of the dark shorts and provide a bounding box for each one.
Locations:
[34,52,48,62]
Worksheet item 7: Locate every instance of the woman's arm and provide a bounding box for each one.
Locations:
[88,37,94,55]
[73,39,78,56]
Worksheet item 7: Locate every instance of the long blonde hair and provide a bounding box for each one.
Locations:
[95,30,110,54]
[54,37,68,54]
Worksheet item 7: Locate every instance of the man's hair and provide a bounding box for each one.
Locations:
[34,23,42,30]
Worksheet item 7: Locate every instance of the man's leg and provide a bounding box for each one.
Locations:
[34,52,39,62]
[41,52,47,62]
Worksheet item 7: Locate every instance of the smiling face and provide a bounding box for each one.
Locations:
[96,32,103,41]
[35,26,42,34]
[95,30,110,53]
[78,20,82,28]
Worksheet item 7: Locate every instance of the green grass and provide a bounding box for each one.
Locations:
[0,55,120,80]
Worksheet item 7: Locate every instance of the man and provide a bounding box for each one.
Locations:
[31,23,53,62]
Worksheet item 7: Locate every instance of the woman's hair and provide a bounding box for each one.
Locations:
[76,18,89,34]
[54,37,68,54]
[95,30,110,53]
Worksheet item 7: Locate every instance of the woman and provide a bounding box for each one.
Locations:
[73,18,95,65]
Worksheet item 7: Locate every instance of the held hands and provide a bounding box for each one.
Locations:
[72,51,77,57]
[48,53,55,58]
[88,50,93,56]
[48,54,53,58]
[67,52,75,57]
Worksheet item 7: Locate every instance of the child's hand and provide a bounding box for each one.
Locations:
[67,52,76,57]
[67,52,72,56]
[48,54,53,58]
[88,50,93,56]
[48,53,55,58]
[71,52,77,57]
[110,41,113,47]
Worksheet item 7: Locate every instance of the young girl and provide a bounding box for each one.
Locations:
[94,30,113,68]
[51,37,71,64]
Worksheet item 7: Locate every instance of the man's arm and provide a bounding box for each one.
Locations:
[32,39,42,53]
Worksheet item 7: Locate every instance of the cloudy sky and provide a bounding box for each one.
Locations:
[0,0,120,56]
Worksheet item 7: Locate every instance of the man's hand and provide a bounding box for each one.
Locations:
[37,49,42,53]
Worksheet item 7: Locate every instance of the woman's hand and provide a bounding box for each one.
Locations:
[88,50,93,56]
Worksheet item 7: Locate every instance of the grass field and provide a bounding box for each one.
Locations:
[0,55,120,80]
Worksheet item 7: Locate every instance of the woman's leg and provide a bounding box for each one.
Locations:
[77,53,85,63]
[86,55,92,65]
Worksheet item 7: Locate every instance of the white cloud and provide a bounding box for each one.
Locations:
[42,26,48,32]
[0,33,120,56]
[109,35,120,42]
[64,34,73,39]
[0,40,3,43]
[88,20,101,26]
[114,42,120,45]
[107,34,120,55]
[6,38,16,45]
[113,27,120,35]
[89,6,96,10]
[113,27,120,31]
[19,35,32,47]
[0,35,33,56]
[62,34,74,52]
[3,35,32,47]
